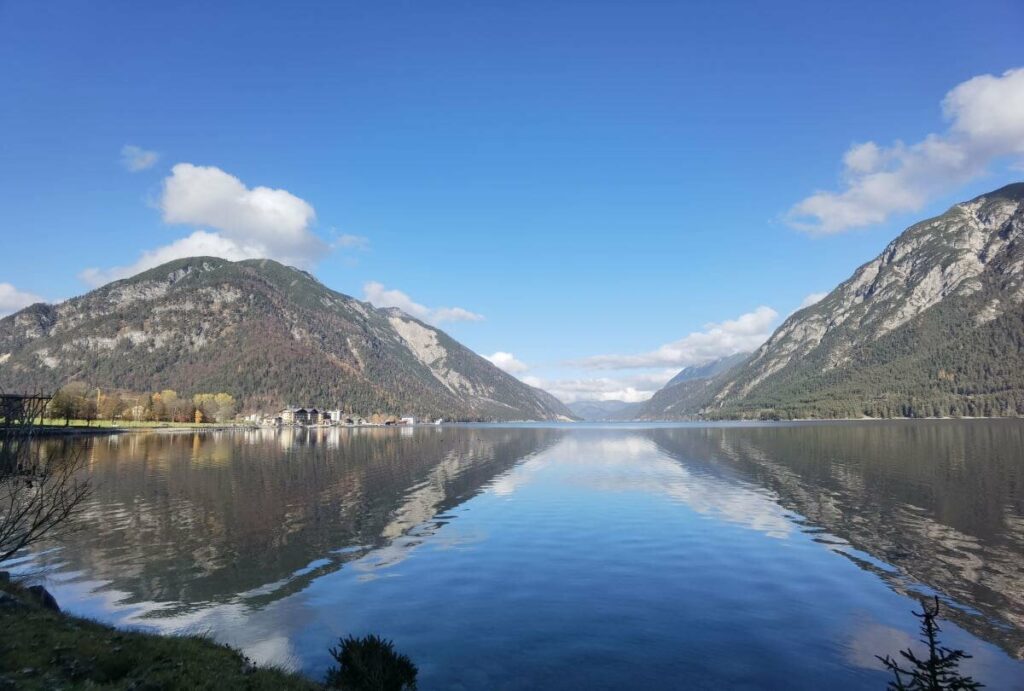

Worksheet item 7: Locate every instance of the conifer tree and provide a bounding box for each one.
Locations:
[877,596,983,690]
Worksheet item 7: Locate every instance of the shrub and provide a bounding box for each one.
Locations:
[324,634,417,691]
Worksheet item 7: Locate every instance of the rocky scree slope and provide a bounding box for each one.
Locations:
[634,353,749,420]
[651,183,1024,419]
[0,257,575,421]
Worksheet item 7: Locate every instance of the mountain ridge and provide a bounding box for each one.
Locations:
[566,399,644,421]
[0,257,575,421]
[647,182,1024,419]
[633,353,749,420]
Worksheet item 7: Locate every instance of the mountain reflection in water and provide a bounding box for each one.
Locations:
[29,427,561,614]
[648,422,1024,659]
[21,422,1024,689]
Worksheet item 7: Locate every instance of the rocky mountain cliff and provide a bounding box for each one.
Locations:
[634,353,749,420]
[645,182,1024,419]
[0,257,575,421]
[566,399,644,421]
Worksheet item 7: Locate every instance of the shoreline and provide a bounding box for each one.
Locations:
[27,423,256,437]
[0,579,319,689]
[22,415,1024,437]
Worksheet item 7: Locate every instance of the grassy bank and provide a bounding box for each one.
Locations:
[39,418,252,429]
[0,581,318,690]
[22,418,256,436]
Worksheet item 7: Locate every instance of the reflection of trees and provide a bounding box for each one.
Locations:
[31,427,560,614]
[647,422,1024,659]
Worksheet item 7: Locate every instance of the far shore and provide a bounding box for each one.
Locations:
[19,414,1024,437]
[27,420,257,437]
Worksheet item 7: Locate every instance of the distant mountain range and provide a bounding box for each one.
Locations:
[642,182,1024,419]
[0,257,575,421]
[6,182,1024,422]
[567,399,644,421]
[635,353,749,420]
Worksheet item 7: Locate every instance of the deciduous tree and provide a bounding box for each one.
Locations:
[0,392,90,564]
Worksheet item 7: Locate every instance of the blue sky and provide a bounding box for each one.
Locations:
[2,1,1023,401]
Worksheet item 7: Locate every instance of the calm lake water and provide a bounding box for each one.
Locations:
[19,422,1024,689]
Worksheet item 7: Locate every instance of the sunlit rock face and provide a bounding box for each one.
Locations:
[0,257,574,421]
[644,183,1024,419]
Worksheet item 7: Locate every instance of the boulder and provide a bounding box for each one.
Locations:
[26,584,60,612]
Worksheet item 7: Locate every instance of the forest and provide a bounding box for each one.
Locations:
[47,382,238,425]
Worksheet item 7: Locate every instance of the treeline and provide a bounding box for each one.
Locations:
[49,382,237,425]
[707,394,1024,421]
[703,287,1024,420]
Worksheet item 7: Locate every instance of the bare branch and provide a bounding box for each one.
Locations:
[0,389,91,564]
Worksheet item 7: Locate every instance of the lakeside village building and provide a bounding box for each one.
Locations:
[249,407,418,427]
[280,406,327,425]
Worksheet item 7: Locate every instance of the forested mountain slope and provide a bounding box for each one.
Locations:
[644,182,1024,419]
[706,182,1024,418]
[0,257,575,421]
[634,353,748,420]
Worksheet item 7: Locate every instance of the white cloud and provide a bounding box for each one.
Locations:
[798,292,827,309]
[431,307,484,323]
[789,67,1024,233]
[841,141,884,175]
[331,233,370,250]
[120,144,159,172]
[0,282,44,316]
[484,351,529,374]
[572,306,778,370]
[161,163,324,264]
[523,370,677,403]
[80,164,327,287]
[363,281,484,325]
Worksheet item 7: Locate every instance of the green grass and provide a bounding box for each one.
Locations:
[0,581,320,689]
[37,418,251,429]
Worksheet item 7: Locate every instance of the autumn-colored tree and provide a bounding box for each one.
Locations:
[99,392,124,424]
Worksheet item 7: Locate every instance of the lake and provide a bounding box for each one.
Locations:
[19,421,1024,689]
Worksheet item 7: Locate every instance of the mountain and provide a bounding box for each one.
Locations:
[0,257,575,421]
[662,352,750,388]
[634,353,749,420]
[677,182,1024,419]
[566,399,644,421]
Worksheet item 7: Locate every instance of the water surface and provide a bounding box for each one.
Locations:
[22,422,1024,689]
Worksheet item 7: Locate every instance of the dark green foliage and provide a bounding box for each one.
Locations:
[325,635,418,691]
[635,373,726,420]
[49,387,78,425]
[708,294,1024,420]
[635,353,750,420]
[641,183,1024,420]
[877,596,983,690]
